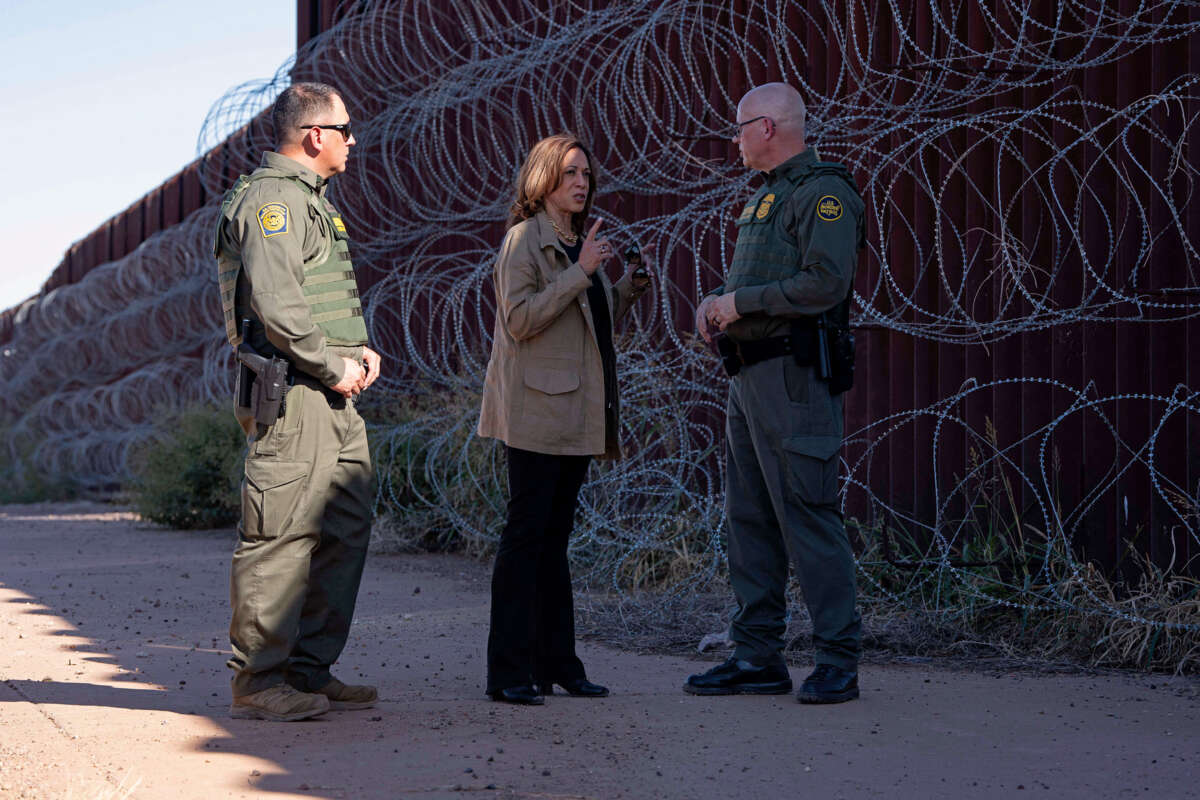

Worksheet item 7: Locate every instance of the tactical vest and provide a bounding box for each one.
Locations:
[214,169,368,349]
[725,161,863,294]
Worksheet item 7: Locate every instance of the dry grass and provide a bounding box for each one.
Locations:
[1058,551,1200,672]
[610,510,718,590]
[576,587,731,654]
[575,521,1200,675]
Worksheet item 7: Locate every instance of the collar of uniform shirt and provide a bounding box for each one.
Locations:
[261,150,325,191]
[760,147,818,182]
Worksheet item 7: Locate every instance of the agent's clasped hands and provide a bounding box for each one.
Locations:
[696,293,741,343]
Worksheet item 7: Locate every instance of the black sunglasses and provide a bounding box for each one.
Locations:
[299,122,352,140]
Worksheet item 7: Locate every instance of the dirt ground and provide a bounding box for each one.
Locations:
[0,502,1197,800]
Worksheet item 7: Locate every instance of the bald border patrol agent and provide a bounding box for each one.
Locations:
[214,82,383,721]
[685,83,865,704]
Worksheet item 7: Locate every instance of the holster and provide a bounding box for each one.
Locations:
[235,319,289,426]
[234,361,255,415]
[816,295,855,395]
[248,358,288,426]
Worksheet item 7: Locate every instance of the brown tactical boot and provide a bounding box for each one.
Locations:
[314,677,378,710]
[230,684,330,721]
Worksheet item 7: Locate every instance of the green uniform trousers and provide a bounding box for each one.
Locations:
[725,355,862,671]
[228,375,373,697]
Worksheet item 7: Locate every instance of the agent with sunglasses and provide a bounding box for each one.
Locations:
[214,81,382,722]
[685,83,865,704]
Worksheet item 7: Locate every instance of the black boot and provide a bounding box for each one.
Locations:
[683,657,792,695]
[797,664,859,704]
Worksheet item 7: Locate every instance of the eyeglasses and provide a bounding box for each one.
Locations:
[299,122,353,140]
[728,115,769,138]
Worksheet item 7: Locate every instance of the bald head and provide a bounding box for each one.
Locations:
[733,82,808,171]
[739,83,807,134]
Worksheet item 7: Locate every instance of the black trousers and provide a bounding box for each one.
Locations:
[486,446,590,693]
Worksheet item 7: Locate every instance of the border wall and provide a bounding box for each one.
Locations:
[1,2,1197,594]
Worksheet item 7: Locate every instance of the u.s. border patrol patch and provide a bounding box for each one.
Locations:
[755,193,776,220]
[817,195,843,222]
[257,203,289,238]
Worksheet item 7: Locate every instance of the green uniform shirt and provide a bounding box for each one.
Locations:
[713,148,864,341]
[218,151,362,387]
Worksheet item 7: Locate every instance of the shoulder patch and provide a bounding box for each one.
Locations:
[755,193,776,220]
[257,202,290,238]
[331,215,347,235]
[816,195,843,222]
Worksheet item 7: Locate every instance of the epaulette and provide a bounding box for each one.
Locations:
[800,161,858,193]
[219,175,254,222]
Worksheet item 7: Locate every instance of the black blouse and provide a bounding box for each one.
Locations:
[562,238,618,447]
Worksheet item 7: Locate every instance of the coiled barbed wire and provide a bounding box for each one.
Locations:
[1,1,1197,636]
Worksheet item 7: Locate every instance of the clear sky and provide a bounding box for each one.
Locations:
[0,0,296,311]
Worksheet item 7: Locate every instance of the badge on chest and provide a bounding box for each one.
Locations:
[736,192,779,225]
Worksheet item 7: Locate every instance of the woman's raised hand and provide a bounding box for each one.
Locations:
[577,219,612,275]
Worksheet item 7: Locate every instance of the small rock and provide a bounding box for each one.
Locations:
[697,630,734,652]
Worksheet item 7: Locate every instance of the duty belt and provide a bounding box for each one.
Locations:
[717,331,814,377]
[286,364,349,405]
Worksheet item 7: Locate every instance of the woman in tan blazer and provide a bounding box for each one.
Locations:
[477,133,649,704]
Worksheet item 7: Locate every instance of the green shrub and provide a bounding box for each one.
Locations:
[127,405,245,529]
[0,425,78,504]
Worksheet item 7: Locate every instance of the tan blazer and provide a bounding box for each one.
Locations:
[477,211,645,459]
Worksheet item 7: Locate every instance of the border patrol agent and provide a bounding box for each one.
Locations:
[685,83,865,704]
[214,82,383,721]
